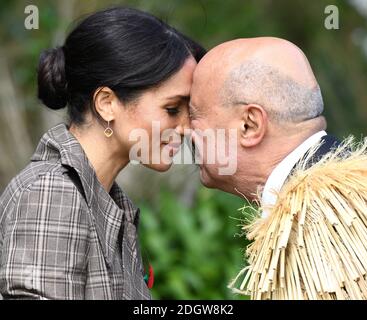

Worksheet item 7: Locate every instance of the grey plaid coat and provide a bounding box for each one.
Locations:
[0,123,151,300]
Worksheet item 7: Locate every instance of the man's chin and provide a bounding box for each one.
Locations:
[199,166,235,194]
[199,168,216,189]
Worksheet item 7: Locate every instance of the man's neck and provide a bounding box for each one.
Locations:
[261,117,328,187]
[231,118,327,202]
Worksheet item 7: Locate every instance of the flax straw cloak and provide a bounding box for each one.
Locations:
[229,137,367,300]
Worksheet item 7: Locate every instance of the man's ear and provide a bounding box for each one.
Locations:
[93,87,119,122]
[239,104,267,148]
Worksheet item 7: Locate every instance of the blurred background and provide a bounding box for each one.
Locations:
[0,0,366,299]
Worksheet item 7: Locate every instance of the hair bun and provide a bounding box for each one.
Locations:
[37,46,68,110]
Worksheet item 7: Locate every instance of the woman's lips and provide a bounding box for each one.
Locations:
[162,142,182,157]
[167,142,182,149]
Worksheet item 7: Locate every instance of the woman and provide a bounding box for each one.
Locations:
[0,7,205,299]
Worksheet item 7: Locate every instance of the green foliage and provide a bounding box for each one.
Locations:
[139,187,251,299]
[1,0,367,300]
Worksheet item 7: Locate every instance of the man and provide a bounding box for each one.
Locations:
[189,37,367,299]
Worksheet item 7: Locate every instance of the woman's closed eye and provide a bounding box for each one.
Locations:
[165,106,180,116]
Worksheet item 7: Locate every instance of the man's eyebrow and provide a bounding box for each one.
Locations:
[188,101,196,109]
[189,102,200,114]
[188,102,200,117]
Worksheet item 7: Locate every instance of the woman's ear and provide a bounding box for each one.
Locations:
[93,87,119,122]
[239,104,267,148]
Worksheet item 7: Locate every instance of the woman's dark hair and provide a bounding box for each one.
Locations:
[37,7,206,124]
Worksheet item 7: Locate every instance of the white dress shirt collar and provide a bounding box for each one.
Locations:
[261,130,327,218]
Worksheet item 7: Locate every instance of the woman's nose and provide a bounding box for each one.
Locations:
[176,112,190,136]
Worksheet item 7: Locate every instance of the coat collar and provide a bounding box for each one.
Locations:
[30,123,139,266]
[261,131,327,218]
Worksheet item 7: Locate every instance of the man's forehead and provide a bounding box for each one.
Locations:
[191,44,248,110]
[189,91,220,116]
[194,60,229,82]
[191,68,226,105]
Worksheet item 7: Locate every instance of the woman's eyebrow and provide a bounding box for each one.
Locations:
[164,94,190,102]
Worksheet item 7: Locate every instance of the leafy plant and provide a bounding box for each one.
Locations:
[139,186,251,300]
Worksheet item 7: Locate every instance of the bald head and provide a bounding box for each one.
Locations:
[193,37,324,124]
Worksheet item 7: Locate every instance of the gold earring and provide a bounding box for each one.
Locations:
[104,120,113,138]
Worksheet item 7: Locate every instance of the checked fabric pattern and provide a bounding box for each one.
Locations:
[0,123,151,300]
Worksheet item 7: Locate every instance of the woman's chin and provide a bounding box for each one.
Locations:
[144,162,173,172]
